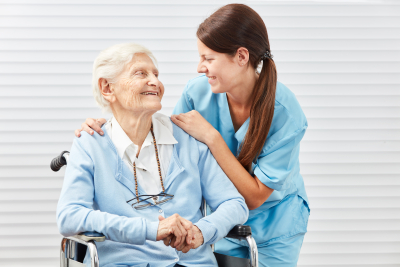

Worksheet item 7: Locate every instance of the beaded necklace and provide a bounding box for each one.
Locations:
[133,125,165,202]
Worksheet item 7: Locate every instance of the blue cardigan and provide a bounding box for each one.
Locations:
[56,121,248,267]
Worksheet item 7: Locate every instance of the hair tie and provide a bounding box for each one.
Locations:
[261,51,273,61]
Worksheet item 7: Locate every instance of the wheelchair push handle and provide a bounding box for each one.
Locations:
[226,224,252,239]
[50,151,69,172]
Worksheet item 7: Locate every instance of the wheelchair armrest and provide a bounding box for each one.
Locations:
[74,232,106,243]
[61,232,104,267]
[226,224,251,240]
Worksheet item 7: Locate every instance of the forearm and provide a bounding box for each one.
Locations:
[195,197,248,245]
[57,203,158,245]
[206,130,273,210]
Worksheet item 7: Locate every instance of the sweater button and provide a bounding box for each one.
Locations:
[159,209,163,213]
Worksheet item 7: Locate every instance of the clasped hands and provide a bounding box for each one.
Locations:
[156,214,204,253]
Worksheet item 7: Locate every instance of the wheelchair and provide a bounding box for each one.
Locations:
[51,151,258,267]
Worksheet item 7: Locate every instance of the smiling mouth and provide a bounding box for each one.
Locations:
[207,76,216,80]
[141,92,158,96]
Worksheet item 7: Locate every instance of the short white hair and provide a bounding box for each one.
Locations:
[92,43,158,113]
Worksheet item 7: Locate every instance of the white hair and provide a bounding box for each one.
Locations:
[92,43,158,113]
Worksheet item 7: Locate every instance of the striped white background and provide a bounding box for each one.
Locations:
[0,0,399,266]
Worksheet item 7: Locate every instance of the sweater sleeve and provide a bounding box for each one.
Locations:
[193,141,249,245]
[56,137,159,245]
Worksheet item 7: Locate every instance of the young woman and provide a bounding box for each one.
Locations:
[76,4,310,266]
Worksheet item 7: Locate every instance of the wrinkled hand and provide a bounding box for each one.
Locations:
[162,224,204,253]
[157,214,194,250]
[176,225,204,253]
[74,118,107,137]
[171,111,217,144]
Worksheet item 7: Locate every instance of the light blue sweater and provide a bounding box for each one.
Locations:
[56,120,248,267]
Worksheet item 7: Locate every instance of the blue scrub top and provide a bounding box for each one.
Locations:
[173,75,309,244]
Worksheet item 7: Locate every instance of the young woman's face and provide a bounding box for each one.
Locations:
[196,39,242,94]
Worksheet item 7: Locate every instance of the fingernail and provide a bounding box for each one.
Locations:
[100,131,104,135]
[90,131,93,135]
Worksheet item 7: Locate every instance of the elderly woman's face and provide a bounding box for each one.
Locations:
[111,53,164,113]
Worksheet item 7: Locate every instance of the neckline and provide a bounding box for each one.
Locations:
[101,123,182,198]
[100,125,147,196]
[223,92,250,135]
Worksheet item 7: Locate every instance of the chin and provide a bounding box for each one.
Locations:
[151,102,162,112]
[210,84,226,94]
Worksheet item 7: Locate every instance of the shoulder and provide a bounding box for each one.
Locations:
[184,74,209,91]
[273,81,307,130]
[259,82,308,152]
[73,129,113,156]
[171,122,208,152]
[181,75,224,112]
[153,112,174,133]
[183,75,213,99]
[171,121,191,143]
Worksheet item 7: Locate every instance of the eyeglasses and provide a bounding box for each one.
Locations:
[126,192,174,210]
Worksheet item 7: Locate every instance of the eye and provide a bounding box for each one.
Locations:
[205,58,213,62]
[134,71,146,77]
[154,73,159,78]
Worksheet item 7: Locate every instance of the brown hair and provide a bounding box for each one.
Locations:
[197,4,277,171]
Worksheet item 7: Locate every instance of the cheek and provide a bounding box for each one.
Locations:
[214,61,235,84]
[218,67,236,86]
[159,83,165,99]
[119,79,142,106]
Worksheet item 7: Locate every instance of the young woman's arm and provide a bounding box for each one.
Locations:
[171,111,273,210]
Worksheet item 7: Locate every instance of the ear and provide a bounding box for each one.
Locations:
[98,78,116,103]
[236,47,250,67]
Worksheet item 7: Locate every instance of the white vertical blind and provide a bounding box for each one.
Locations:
[0,0,399,266]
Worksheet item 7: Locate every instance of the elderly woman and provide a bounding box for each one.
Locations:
[56,43,248,267]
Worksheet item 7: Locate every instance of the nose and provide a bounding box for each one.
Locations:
[197,60,207,73]
[147,73,160,88]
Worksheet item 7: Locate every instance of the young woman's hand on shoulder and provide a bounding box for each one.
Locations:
[74,118,107,137]
[171,110,219,145]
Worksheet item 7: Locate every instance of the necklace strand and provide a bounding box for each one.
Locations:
[133,125,165,201]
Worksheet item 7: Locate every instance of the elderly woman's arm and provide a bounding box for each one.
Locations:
[57,136,192,246]
[194,141,249,245]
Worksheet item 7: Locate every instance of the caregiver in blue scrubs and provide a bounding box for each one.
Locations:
[170,4,310,266]
[77,4,309,266]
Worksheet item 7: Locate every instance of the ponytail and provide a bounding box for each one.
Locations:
[237,57,277,170]
[197,3,277,171]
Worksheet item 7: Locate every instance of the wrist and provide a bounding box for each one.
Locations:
[148,220,160,241]
[205,128,220,148]
[194,226,204,245]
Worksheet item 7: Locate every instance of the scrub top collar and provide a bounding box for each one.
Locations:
[221,92,251,145]
[234,117,250,144]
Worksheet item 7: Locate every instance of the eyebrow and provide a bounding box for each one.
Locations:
[130,64,158,73]
[199,53,215,57]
